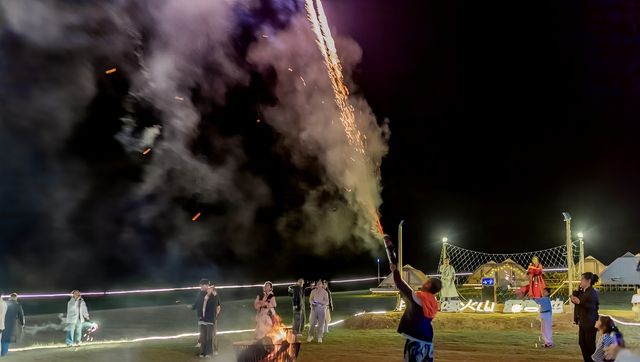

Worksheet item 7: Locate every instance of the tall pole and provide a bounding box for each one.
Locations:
[578,233,585,276]
[377,258,381,282]
[396,221,404,310]
[563,212,574,296]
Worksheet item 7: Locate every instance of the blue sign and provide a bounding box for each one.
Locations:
[481,278,495,286]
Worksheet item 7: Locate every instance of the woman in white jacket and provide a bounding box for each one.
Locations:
[65,290,90,346]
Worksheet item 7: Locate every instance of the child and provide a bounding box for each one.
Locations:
[535,287,553,348]
[592,316,624,362]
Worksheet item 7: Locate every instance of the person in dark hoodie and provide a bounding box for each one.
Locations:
[192,279,209,348]
[570,272,600,362]
[198,285,221,358]
[288,279,305,337]
[1,293,25,357]
[384,235,442,362]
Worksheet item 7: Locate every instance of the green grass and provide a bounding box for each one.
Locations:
[8,290,640,361]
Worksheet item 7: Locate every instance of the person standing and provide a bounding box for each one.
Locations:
[198,285,220,358]
[535,288,553,348]
[288,279,305,337]
[439,258,458,301]
[192,278,209,348]
[307,279,329,343]
[323,280,333,334]
[0,294,25,357]
[65,290,90,347]
[254,281,277,340]
[571,272,600,362]
[518,256,546,298]
[0,294,6,355]
[384,235,442,362]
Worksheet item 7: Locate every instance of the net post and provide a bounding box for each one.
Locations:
[563,212,574,298]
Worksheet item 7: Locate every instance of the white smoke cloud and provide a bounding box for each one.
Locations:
[247,15,389,252]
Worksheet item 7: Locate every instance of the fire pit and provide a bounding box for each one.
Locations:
[234,339,301,362]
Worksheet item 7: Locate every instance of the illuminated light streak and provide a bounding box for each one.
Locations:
[2,277,378,299]
[601,314,640,327]
[142,148,151,155]
[299,75,306,87]
[174,96,184,101]
[191,212,201,221]
[105,68,117,74]
[10,311,391,353]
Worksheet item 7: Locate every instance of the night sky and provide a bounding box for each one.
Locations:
[2,0,640,291]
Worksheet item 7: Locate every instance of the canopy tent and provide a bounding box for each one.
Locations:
[600,252,640,285]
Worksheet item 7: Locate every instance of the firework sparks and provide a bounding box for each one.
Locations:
[299,75,307,87]
[174,96,184,101]
[142,148,151,155]
[105,68,117,75]
[191,212,202,221]
[305,0,366,156]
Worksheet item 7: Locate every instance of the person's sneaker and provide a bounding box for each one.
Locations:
[317,338,323,344]
[307,336,314,342]
[198,354,206,358]
[195,342,201,348]
[214,351,219,356]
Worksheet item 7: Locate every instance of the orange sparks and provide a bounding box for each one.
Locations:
[142,148,151,155]
[174,96,184,101]
[191,212,202,221]
[299,75,307,86]
[305,0,366,156]
[287,67,293,72]
[105,68,117,74]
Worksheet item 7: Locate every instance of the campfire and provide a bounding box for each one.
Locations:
[234,314,301,362]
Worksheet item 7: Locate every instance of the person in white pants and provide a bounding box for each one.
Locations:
[307,279,329,343]
[535,288,554,348]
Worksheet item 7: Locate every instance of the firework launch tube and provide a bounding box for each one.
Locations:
[383,234,398,265]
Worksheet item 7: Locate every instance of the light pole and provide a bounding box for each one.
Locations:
[563,212,574,296]
[578,232,585,276]
[377,258,381,282]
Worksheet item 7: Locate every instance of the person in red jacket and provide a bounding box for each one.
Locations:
[517,256,546,298]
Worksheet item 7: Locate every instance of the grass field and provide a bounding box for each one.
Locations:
[6,290,639,361]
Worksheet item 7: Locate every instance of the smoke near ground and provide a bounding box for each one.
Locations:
[0,0,388,290]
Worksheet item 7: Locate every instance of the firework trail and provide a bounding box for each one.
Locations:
[305,0,383,235]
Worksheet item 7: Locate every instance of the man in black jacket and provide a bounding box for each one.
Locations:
[288,279,305,337]
[192,279,209,348]
[198,285,221,357]
[571,272,600,362]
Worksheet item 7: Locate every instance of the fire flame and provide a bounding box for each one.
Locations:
[266,314,290,344]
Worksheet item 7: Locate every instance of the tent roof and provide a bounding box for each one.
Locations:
[600,252,640,285]
[377,264,429,288]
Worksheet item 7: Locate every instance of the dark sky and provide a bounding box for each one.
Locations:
[2,0,640,291]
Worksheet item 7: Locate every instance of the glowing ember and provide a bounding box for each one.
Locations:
[142,148,151,155]
[299,76,307,87]
[257,119,261,123]
[191,212,202,221]
[174,96,184,101]
[105,68,117,74]
[287,67,294,72]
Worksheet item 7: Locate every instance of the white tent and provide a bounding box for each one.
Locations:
[370,265,429,293]
[600,252,640,285]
